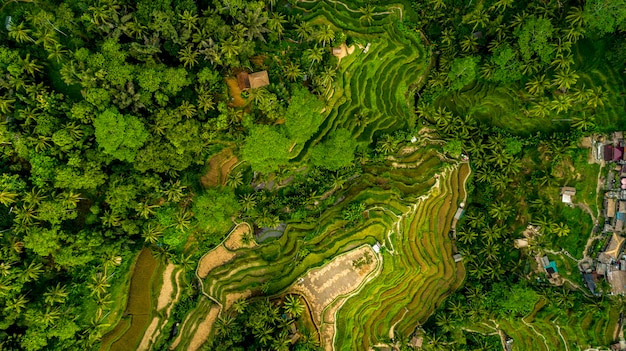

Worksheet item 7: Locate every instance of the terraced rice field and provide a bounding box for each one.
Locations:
[334,163,468,350]
[292,1,429,161]
[496,306,619,351]
[101,249,159,351]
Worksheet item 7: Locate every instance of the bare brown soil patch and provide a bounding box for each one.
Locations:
[197,223,254,279]
[224,290,252,311]
[137,317,160,351]
[197,245,236,280]
[187,305,220,351]
[289,246,378,327]
[225,77,246,107]
[157,263,176,311]
[223,222,255,250]
[200,148,238,188]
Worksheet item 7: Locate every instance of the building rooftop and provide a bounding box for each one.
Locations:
[607,198,617,218]
[608,269,626,294]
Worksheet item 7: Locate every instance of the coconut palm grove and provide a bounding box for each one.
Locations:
[0,0,626,350]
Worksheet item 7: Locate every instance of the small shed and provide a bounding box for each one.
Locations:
[545,261,558,276]
[372,242,381,254]
[561,187,576,204]
[453,253,462,262]
[409,336,423,348]
[540,256,550,267]
[237,70,270,90]
[454,208,464,220]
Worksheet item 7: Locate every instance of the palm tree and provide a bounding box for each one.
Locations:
[465,9,490,31]
[142,223,163,244]
[283,294,304,317]
[359,4,375,25]
[22,261,43,282]
[237,6,269,42]
[8,22,34,43]
[178,10,199,32]
[550,95,573,114]
[457,230,478,245]
[315,25,335,47]
[489,201,512,222]
[490,0,514,12]
[41,306,61,326]
[566,7,585,27]
[586,87,607,109]
[178,45,199,68]
[221,36,242,60]
[46,43,67,63]
[226,171,244,188]
[268,12,286,39]
[552,69,579,91]
[215,314,236,336]
[572,113,595,131]
[525,74,551,95]
[376,135,397,154]
[175,210,192,232]
[550,222,570,237]
[551,54,574,71]
[101,210,121,227]
[460,34,478,53]
[19,54,43,76]
[88,273,110,298]
[283,62,302,82]
[239,193,257,213]
[232,298,248,314]
[304,46,324,67]
[5,294,28,314]
[295,21,313,43]
[0,189,18,206]
[164,180,187,202]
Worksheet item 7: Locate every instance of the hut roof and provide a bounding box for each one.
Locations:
[248,71,270,89]
[608,198,617,218]
[603,233,625,262]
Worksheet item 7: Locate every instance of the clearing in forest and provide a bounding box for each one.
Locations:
[200,148,239,188]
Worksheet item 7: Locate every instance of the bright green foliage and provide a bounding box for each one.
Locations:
[490,45,523,82]
[310,128,357,170]
[93,109,149,162]
[496,283,540,317]
[584,0,626,35]
[516,16,555,64]
[193,188,241,234]
[443,139,462,158]
[448,56,478,90]
[242,124,291,174]
[284,87,325,143]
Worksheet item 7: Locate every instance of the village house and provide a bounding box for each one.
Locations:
[236,70,270,91]
[598,233,625,264]
[561,187,576,204]
[607,197,618,219]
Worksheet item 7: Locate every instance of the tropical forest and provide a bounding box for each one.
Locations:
[0,0,625,350]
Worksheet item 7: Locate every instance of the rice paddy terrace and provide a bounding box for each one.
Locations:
[293,0,429,154]
[190,2,470,349]
[466,297,619,351]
